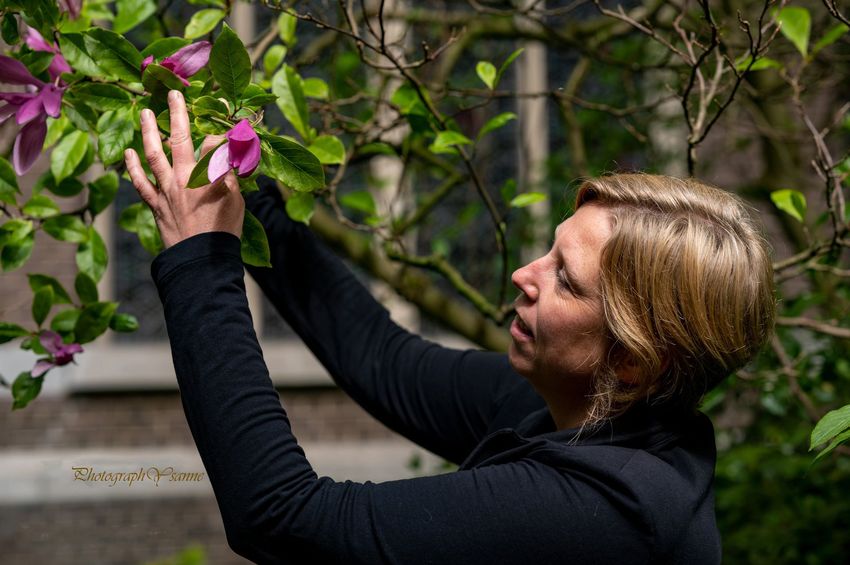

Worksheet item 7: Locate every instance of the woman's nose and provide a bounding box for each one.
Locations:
[511,261,539,302]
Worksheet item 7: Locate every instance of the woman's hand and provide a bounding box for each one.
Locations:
[124,89,245,250]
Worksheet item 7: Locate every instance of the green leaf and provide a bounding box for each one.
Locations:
[260,133,325,192]
[118,202,144,233]
[476,61,497,90]
[113,0,156,34]
[22,194,61,219]
[429,130,473,154]
[109,312,139,332]
[278,12,297,46]
[770,189,807,223]
[72,83,131,111]
[272,65,311,141]
[32,285,54,326]
[136,203,163,255]
[42,215,89,243]
[19,51,54,77]
[76,227,108,283]
[813,24,850,55]
[510,192,548,208]
[51,308,81,336]
[210,23,251,103]
[97,109,134,165]
[184,8,225,40]
[84,28,143,82]
[2,13,21,45]
[0,218,34,246]
[141,37,192,59]
[500,178,517,204]
[263,44,287,78]
[58,33,103,77]
[285,192,314,225]
[497,48,524,85]
[0,157,21,205]
[142,63,186,114]
[814,428,850,461]
[74,301,118,344]
[477,112,517,140]
[88,172,119,216]
[51,131,89,184]
[28,274,73,305]
[74,271,99,304]
[302,77,329,100]
[1,230,35,272]
[242,83,278,108]
[339,190,376,215]
[191,95,229,118]
[240,209,271,267]
[45,116,70,148]
[44,175,85,199]
[187,140,226,188]
[777,6,811,56]
[0,322,29,344]
[307,135,345,165]
[391,83,428,116]
[810,404,850,450]
[735,55,782,72]
[12,372,43,410]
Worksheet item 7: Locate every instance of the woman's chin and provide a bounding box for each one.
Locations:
[507,344,533,378]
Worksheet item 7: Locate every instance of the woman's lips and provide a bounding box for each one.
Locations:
[510,314,534,342]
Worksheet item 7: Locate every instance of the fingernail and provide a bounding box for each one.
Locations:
[169,90,181,102]
[141,109,153,122]
[124,149,132,160]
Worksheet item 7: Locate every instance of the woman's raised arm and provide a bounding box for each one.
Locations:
[242,178,526,463]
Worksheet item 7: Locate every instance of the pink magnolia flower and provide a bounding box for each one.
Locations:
[31,330,83,377]
[141,41,211,86]
[58,0,82,20]
[208,119,261,183]
[0,55,64,175]
[23,26,72,83]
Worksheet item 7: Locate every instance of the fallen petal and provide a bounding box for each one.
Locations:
[31,360,55,378]
[163,41,211,79]
[0,54,43,87]
[13,116,47,175]
[207,142,231,184]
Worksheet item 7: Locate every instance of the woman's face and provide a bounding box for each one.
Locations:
[509,204,613,393]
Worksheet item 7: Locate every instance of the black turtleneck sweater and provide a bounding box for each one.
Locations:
[150,178,722,564]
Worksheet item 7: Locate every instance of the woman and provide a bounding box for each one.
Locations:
[124,91,775,564]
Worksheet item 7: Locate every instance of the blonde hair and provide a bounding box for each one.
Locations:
[575,173,776,428]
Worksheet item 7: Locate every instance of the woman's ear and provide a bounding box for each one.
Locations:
[616,354,670,384]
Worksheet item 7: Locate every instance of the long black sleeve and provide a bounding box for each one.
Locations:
[239,179,524,463]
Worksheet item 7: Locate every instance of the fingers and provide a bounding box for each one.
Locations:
[140,108,173,190]
[167,90,195,184]
[124,148,159,210]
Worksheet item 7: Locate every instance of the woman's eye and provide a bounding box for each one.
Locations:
[557,270,572,292]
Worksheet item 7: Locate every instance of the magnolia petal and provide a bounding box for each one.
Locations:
[226,119,260,177]
[54,343,83,365]
[16,95,43,125]
[13,116,47,175]
[58,0,82,20]
[24,27,55,53]
[39,330,64,354]
[31,360,55,378]
[0,104,18,123]
[140,55,154,74]
[0,54,43,87]
[48,54,72,82]
[163,41,211,79]
[0,92,34,105]
[207,142,231,184]
[40,84,63,118]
